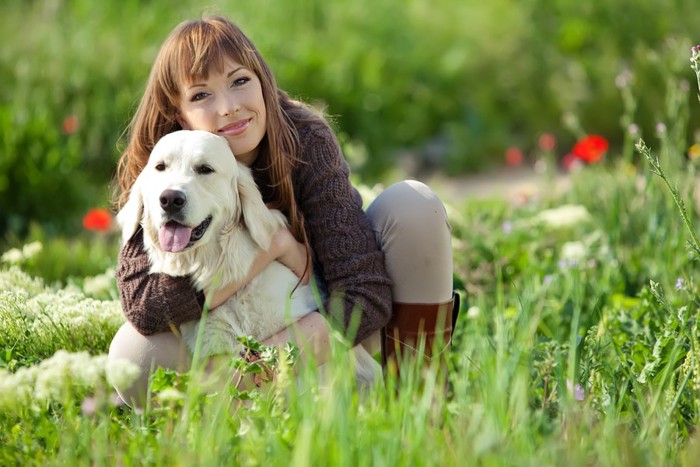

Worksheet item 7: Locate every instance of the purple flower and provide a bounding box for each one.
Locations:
[615,69,633,89]
[675,277,685,290]
[567,379,585,401]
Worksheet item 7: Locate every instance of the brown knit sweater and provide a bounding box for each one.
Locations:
[115,121,393,345]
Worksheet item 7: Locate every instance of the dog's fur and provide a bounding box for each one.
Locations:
[117,130,379,386]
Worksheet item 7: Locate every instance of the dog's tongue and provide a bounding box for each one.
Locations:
[159,223,192,252]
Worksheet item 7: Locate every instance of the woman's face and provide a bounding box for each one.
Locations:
[177,58,267,166]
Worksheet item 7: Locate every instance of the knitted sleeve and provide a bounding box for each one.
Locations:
[115,229,205,335]
[293,123,393,345]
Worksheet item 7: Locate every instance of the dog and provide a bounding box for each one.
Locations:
[117,130,380,386]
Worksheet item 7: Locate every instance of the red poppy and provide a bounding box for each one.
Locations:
[505,146,524,166]
[83,208,113,232]
[538,133,556,152]
[572,135,608,163]
[62,115,79,135]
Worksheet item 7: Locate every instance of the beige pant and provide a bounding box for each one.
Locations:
[108,180,453,405]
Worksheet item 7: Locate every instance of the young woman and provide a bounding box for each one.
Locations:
[108,15,456,406]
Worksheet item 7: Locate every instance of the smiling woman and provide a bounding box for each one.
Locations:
[109,15,455,407]
[176,61,267,166]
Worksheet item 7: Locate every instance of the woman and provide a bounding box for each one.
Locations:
[109,15,456,406]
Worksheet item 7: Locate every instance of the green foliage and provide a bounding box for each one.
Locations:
[2,223,119,287]
[2,0,700,238]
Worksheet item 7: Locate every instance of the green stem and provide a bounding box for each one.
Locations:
[637,139,700,256]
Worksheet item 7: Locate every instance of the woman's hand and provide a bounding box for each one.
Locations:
[263,312,332,366]
[270,227,312,284]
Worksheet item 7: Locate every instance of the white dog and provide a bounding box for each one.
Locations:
[117,130,379,386]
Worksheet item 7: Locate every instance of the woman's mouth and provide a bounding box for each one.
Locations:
[218,118,251,137]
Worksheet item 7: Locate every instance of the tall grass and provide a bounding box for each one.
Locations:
[4,146,700,464]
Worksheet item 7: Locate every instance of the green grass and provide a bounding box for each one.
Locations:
[3,152,700,464]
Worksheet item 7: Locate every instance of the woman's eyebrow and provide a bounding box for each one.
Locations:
[185,67,245,90]
[227,67,245,78]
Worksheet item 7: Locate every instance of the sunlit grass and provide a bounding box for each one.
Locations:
[3,150,700,464]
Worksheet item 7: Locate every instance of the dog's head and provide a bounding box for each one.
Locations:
[117,130,278,261]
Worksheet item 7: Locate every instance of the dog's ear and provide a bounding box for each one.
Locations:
[235,163,284,251]
[116,174,144,244]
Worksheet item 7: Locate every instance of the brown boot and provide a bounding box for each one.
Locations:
[381,292,460,376]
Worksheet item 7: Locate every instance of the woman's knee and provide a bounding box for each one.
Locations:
[108,321,190,408]
[366,180,453,303]
[367,180,449,232]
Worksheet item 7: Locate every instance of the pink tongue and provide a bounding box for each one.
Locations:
[158,223,193,252]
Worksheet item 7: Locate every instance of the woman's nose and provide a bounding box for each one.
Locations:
[218,94,240,116]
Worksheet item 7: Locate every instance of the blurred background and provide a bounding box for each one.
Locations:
[1,0,699,241]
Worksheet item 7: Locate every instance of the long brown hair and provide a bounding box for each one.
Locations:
[114,15,318,246]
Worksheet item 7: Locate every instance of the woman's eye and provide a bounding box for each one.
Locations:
[191,92,208,102]
[232,77,250,87]
[195,165,214,175]
[155,162,166,171]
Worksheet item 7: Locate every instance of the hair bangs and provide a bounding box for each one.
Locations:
[172,19,255,89]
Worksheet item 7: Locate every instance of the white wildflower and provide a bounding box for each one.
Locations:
[1,241,42,265]
[156,388,187,404]
[83,268,116,297]
[105,357,141,391]
[0,267,46,296]
[466,306,480,319]
[34,350,81,402]
[533,204,591,230]
[560,241,587,262]
[26,289,124,343]
[1,248,23,265]
[21,241,42,260]
[0,366,35,409]
[0,351,136,414]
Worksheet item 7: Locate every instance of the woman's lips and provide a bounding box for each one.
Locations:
[218,118,251,136]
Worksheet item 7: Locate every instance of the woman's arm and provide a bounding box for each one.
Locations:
[116,227,311,333]
[116,230,204,335]
[292,122,393,345]
[207,226,311,309]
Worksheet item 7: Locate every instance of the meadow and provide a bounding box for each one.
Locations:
[3,0,700,465]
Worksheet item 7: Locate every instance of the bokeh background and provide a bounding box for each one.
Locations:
[2,0,699,240]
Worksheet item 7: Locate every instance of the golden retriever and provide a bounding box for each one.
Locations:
[117,130,379,386]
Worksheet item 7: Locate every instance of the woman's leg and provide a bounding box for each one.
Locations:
[108,321,191,408]
[366,180,454,371]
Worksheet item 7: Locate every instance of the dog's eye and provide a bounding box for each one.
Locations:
[195,165,215,175]
[155,162,166,171]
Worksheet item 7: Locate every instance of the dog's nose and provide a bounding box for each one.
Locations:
[159,189,187,214]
